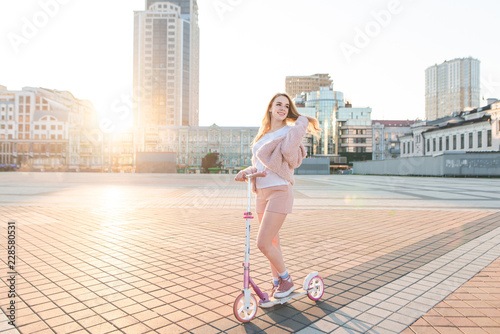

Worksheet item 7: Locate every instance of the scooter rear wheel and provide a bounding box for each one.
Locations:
[307,275,324,301]
[233,293,258,322]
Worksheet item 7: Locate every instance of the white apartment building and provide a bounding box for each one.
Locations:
[0,86,102,171]
[425,57,480,121]
[400,101,500,158]
[372,120,415,160]
[336,106,372,154]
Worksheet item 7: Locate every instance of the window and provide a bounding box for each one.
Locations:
[478,131,482,148]
[427,139,430,153]
[453,135,457,150]
[487,130,492,147]
[446,136,449,150]
[469,133,473,148]
[433,138,436,151]
[460,134,464,149]
[439,137,443,151]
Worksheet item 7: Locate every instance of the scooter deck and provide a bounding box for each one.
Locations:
[259,289,309,308]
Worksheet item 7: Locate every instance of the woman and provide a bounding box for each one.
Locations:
[235,93,320,299]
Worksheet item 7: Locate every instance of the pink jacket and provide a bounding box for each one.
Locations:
[245,116,308,192]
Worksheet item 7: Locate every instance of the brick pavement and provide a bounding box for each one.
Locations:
[403,257,500,334]
[0,174,498,333]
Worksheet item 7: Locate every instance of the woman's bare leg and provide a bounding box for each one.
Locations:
[258,213,281,279]
[256,211,287,273]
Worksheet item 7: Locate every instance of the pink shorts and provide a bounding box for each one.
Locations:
[256,185,294,214]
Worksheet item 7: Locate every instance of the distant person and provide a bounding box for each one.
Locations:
[235,93,320,299]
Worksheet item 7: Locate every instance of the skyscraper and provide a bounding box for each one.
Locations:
[133,0,199,128]
[425,57,480,121]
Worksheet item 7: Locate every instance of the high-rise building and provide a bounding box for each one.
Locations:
[133,0,199,128]
[285,73,332,98]
[425,57,480,121]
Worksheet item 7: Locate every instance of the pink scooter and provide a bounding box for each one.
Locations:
[233,171,325,323]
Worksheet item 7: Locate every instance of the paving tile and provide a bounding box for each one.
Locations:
[190,324,223,334]
[433,327,464,333]
[309,319,339,332]
[155,323,185,334]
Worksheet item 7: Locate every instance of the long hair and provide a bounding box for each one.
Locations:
[253,93,321,146]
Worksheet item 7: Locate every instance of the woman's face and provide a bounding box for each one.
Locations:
[269,96,289,122]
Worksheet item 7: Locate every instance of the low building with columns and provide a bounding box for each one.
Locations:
[400,100,500,157]
[131,124,259,172]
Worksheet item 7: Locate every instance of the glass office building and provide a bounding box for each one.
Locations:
[298,87,345,155]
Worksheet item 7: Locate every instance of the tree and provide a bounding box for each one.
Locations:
[201,151,222,173]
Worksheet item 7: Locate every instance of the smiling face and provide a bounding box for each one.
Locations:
[269,95,290,122]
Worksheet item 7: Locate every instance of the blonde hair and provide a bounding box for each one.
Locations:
[253,93,321,146]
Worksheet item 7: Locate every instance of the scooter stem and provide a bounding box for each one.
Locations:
[243,176,252,279]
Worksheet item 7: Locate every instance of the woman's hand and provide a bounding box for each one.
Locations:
[234,170,248,182]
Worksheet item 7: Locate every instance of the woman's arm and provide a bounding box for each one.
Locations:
[281,116,308,163]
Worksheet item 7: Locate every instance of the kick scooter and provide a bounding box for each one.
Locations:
[233,171,325,323]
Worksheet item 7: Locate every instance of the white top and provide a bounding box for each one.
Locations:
[252,126,291,189]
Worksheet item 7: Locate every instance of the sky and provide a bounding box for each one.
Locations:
[1,0,499,130]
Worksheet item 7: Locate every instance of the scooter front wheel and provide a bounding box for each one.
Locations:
[233,293,258,322]
[307,275,325,301]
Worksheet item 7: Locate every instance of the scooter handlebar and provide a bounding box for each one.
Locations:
[245,171,267,179]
